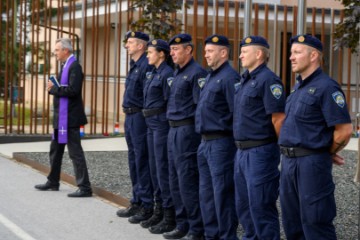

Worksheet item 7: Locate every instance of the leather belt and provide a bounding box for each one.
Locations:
[169,118,194,127]
[235,138,276,150]
[202,132,232,141]
[280,146,325,158]
[123,107,142,114]
[142,107,166,118]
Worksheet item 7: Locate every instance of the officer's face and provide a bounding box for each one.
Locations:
[289,43,312,74]
[147,47,163,67]
[239,45,259,71]
[125,38,141,57]
[170,44,190,66]
[204,44,225,70]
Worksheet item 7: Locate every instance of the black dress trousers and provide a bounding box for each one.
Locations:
[47,127,91,191]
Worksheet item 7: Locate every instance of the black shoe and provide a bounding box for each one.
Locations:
[67,189,92,197]
[128,207,153,224]
[140,204,163,228]
[180,234,204,240]
[34,182,59,191]
[148,220,176,234]
[116,203,140,218]
[149,207,176,234]
[162,228,187,239]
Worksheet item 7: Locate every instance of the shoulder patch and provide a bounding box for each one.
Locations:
[198,78,206,89]
[167,77,174,87]
[270,84,283,99]
[332,91,345,108]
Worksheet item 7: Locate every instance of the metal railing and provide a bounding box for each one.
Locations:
[0,0,356,135]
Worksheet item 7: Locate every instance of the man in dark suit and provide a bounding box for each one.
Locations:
[35,38,92,198]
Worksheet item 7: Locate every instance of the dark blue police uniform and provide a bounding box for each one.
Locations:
[195,34,239,240]
[123,32,154,210]
[233,36,285,240]
[143,55,173,210]
[166,34,207,237]
[279,34,351,240]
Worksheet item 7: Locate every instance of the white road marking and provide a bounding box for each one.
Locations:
[0,213,36,240]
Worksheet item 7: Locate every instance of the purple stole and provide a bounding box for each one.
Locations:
[57,56,76,144]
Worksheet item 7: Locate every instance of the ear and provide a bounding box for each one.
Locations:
[255,48,262,60]
[310,50,319,63]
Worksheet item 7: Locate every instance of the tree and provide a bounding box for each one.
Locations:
[129,0,184,40]
[333,0,360,53]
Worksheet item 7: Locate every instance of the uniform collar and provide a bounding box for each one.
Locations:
[132,52,147,68]
[155,61,167,73]
[177,58,195,74]
[209,61,229,76]
[242,62,267,81]
[296,67,322,88]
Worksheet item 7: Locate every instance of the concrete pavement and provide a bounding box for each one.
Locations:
[0,155,164,240]
[0,136,358,240]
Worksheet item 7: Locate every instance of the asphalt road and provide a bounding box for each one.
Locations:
[0,155,163,240]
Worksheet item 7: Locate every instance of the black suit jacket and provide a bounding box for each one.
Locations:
[49,60,87,129]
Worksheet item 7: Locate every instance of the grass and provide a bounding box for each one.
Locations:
[0,100,33,125]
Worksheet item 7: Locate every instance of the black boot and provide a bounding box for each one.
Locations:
[116,203,140,218]
[128,206,153,224]
[140,204,163,228]
[149,207,176,234]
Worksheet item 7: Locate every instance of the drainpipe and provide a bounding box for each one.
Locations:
[297,0,306,35]
[244,0,252,38]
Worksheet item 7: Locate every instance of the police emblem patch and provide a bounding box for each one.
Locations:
[198,78,206,89]
[167,77,174,87]
[332,91,345,108]
[298,35,305,42]
[270,84,282,99]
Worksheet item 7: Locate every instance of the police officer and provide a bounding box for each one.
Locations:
[279,34,353,239]
[164,33,207,240]
[117,31,154,223]
[233,36,285,239]
[195,34,239,240]
[141,39,176,232]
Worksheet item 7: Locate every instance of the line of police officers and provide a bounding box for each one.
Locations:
[118,31,353,240]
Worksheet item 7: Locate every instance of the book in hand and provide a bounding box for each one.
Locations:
[49,75,61,88]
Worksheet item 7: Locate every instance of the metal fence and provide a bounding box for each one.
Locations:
[0,0,356,135]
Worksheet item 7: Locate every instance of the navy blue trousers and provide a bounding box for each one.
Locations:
[197,137,238,240]
[167,124,203,235]
[124,112,153,208]
[234,142,280,240]
[280,152,337,240]
[145,112,173,208]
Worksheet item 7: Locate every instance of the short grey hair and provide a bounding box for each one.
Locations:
[56,38,73,53]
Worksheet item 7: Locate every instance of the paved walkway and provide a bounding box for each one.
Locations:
[0,155,164,240]
[0,136,358,240]
[0,137,166,240]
